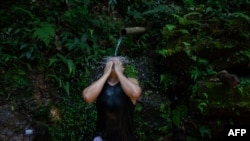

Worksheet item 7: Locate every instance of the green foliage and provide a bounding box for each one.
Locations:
[32,104,51,120]
[1,0,250,140]
[159,103,171,132]
[172,105,188,127]
[32,22,55,46]
[0,64,31,97]
[182,0,195,7]
[49,97,96,141]
[197,93,209,113]
[0,0,124,140]
[125,63,138,78]
[199,125,211,139]
[158,0,250,92]
[134,93,171,141]
[160,73,177,92]
[191,83,209,114]
[190,66,215,81]
[49,54,76,76]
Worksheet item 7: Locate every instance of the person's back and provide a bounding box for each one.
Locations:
[95,82,136,141]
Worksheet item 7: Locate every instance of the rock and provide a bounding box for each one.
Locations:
[0,105,32,141]
[217,70,240,88]
[0,104,50,141]
[188,80,250,140]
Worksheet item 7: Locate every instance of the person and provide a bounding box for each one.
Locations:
[82,56,142,141]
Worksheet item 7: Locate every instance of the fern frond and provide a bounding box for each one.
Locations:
[32,23,55,46]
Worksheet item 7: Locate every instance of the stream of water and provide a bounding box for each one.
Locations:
[114,36,123,56]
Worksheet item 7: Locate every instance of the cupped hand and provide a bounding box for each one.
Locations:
[103,61,113,76]
[113,59,124,74]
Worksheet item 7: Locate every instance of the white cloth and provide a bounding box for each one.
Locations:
[93,136,103,141]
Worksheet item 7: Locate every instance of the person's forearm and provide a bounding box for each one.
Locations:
[82,73,109,103]
[116,72,141,100]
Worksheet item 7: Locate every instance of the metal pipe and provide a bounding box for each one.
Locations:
[120,27,146,36]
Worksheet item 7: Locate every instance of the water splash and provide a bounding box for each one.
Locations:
[88,56,159,92]
[103,56,129,64]
[114,37,123,56]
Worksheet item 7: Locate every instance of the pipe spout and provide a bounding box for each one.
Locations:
[120,27,146,36]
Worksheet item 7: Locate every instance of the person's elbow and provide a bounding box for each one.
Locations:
[131,88,142,100]
[83,94,94,104]
[82,90,93,104]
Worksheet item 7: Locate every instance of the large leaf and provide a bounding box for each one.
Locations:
[57,54,76,76]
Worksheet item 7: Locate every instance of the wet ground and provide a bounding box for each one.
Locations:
[0,104,33,141]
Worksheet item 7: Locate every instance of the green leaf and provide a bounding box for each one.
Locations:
[127,7,143,20]
[182,41,191,47]
[164,24,176,31]
[202,93,208,99]
[173,12,201,25]
[143,5,169,15]
[158,49,168,57]
[63,81,70,96]
[183,12,202,19]
[66,59,75,75]
[198,58,208,65]
[173,14,186,25]
[191,67,201,81]
[33,23,55,46]
[57,54,76,75]
[172,105,188,127]
[231,12,250,22]
[179,29,189,34]
[13,7,34,19]
[48,57,58,67]
[160,73,174,85]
